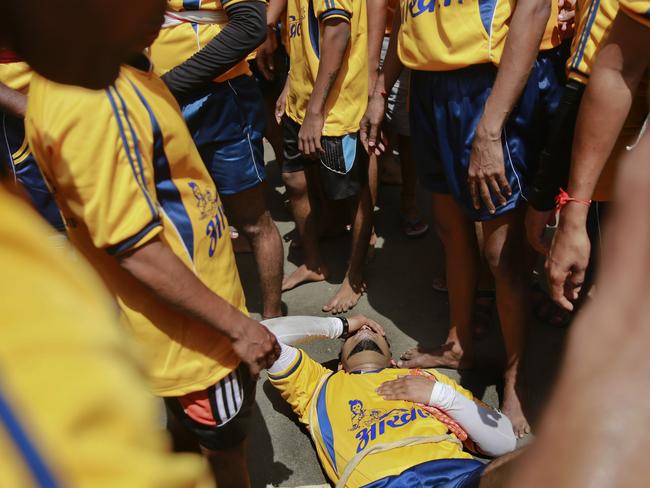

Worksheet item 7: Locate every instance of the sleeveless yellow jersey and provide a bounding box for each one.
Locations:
[269,351,475,488]
[149,0,264,83]
[567,0,619,83]
[397,0,561,71]
[620,0,650,26]
[0,184,211,487]
[285,0,369,136]
[25,60,247,397]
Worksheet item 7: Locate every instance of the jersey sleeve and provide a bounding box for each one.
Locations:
[620,0,650,27]
[221,0,267,10]
[314,0,353,22]
[27,84,162,255]
[268,349,332,425]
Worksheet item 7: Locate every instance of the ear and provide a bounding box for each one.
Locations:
[338,362,343,371]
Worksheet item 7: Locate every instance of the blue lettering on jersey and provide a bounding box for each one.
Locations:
[407,0,462,18]
[354,407,431,452]
[289,15,303,38]
[188,181,226,257]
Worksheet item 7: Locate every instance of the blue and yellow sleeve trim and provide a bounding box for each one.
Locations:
[319,8,352,22]
[268,350,304,381]
[106,219,162,256]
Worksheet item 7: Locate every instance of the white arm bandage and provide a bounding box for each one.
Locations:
[262,316,343,375]
[428,382,517,457]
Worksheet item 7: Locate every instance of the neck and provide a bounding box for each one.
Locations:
[347,362,387,373]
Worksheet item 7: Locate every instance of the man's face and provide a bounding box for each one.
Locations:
[340,327,392,372]
[0,0,166,89]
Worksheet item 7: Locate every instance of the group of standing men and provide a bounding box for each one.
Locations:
[0,0,649,486]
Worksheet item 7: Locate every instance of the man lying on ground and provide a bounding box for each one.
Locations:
[263,315,518,488]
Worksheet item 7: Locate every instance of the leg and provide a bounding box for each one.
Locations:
[481,208,530,438]
[397,134,428,237]
[202,442,250,488]
[282,167,329,291]
[479,448,525,487]
[221,184,283,318]
[399,193,478,369]
[322,183,373,313]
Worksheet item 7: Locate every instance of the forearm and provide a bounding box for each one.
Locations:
[0,81,26,117]
[373,8,403,97]
[267,0,287,25]
[305,19,350,116]
[478,0,550,136]
[161,2,266,99]
[263,316,343,373]
[366,1,387,94]
[118,237,247,341]
[428,383,517,457]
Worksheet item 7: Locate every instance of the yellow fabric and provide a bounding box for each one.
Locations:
[25,63,247,397]
[269,353,474,488]
[0,61,32,94]
[397,0,560,72]
[567,0,619,83]
[620,0,650,26]
[285,0,369,136]
[149,0,263,82]
[0,184,211,488]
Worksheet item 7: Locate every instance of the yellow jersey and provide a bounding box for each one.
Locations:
[25,58,247,397]
[620,0,650,26]
[269,351,476,488]
[285,0,369,136]
[397,0,561,71]
[149,0,263,83]
[567,0,619,83]
[0,62,33,167]
[0,183,211,488]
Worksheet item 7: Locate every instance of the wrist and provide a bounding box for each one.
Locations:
[559,204,589,230]
[338,317,350,339]
[475,120,502,141]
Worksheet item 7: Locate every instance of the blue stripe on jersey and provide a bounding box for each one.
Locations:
[478,0,497,36]
[183,0,202,10]
[0,387,61,488]
[571,0,600,71]
[316,374,337,473]
[645,7,650,18]
[308,1,320,59]
[106,219,161,255]
[128,81,195,260]
[268,350,304,380]
[319,9,352,21]
[105,89,158,220]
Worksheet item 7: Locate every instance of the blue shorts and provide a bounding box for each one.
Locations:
[410,46,568,221]
[363,458,486,488]
[1,112,65,231]
[180,74,266,196]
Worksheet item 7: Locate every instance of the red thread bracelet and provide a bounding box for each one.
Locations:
[555,188,591,212]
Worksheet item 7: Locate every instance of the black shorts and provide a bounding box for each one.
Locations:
[164,363,256,451]
[282,116,368,200]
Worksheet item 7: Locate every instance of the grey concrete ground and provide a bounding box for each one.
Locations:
[238,147,569,487]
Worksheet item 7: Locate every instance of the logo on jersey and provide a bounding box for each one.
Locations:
[188,181,227,257]
[288,10,305,38]
[349,400,385,431]
[406,0,462,18]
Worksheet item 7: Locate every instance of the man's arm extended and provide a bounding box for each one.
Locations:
[298,18,350,157]
[118,236,280,376]
[546,11,649,310]
[0,81,26,117]
[468,0,551,214]
[366,1,387,96]
[161,1,266,99]
[256,0,288,80]
[360,8,403,153]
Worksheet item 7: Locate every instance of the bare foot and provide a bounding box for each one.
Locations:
[322,275,366,314]
[398,343,474,369]
[502,383,531,439]
[282,264,329,292]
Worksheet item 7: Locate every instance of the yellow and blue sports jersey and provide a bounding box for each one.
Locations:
[285,0,369,136]
[0,61,65,230]
[567,0,619,83]
[149,0,264,83]
[269,351,477,488]
[620,0,650,25]
[397,0,560,72]
[0,183,211,488]
[25,57,248,397]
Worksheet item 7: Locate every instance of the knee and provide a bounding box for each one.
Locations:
[282,171,307,197]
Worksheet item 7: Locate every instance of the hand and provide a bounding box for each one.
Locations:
[468,127,512,214]
[526,207,556,255]
[275,85,288,125]
[545,208,591,311]
[256,27,277,81]
[347,315,385,336]
[376,375,435,405]
[230,318,281,378]
[558,0,577,39]
[298,110,325,158]
[360,92,387,156]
